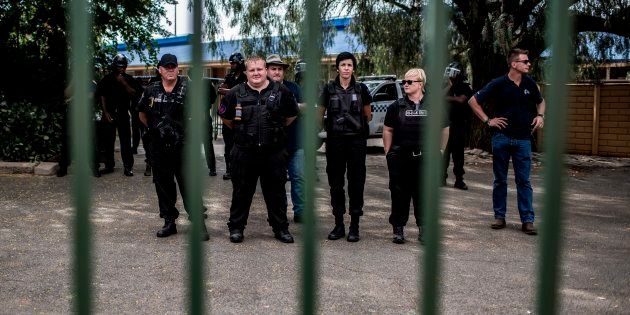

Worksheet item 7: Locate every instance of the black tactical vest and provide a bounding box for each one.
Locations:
[393,98,427,149]
[325,81,365,137]
[233,82,286,148]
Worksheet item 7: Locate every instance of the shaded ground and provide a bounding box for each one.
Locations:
[0,141,628,314]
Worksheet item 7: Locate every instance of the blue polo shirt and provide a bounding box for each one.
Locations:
[474,75,543,139]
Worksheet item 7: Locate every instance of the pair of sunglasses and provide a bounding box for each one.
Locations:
[401,80,422,85]
[515,59,531,65]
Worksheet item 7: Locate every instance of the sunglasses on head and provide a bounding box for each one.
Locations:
[401,80,422,85]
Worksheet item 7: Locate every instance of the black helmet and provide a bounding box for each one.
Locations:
[228,52,244,65]
[112,54,128,68]
[295,59,306,73]
[444,61,464,79]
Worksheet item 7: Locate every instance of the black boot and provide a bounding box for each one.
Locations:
[393,226,405,244]
[328,215,345,240]
[347,216,360,242]
[223,162,232,180]
[418,226,424,245]
[454,178,468,190]
[200,222,210,241]
[157,220,177,238]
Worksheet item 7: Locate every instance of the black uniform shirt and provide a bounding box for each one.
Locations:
[218,81,299,121]
[384,95,448,149]
[137,76,188,129]
[474,74,543,139]
[96,72,143,114]
[319,76,372,108]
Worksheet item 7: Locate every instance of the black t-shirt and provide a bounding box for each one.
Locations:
[96,72,144,114]
[447,80,473,124]
[137,76,188,129]
[384,95,448,149]
[218,81,298,120]
[474,75,544,139]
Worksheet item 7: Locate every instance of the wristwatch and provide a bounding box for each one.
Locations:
[537,113,545,119]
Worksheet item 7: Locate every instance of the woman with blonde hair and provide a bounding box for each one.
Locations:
[382,68,449,244]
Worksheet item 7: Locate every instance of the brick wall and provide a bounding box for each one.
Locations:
[556,83,630,157]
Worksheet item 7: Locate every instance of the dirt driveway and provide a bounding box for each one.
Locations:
[0,145,628,314]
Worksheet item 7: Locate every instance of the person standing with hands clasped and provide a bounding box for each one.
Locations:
[468,48,545,235]
[137,54,210,241]
[383,68,449,244]
[319,52,372,242]
[218,56,298,243]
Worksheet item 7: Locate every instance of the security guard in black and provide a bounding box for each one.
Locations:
[219,57,298,243]
[137,54,209,240]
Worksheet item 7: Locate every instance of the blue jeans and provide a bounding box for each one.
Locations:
[287,148,305,215]
[492,133,535,223]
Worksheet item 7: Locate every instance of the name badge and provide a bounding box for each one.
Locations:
[352,94,358,101]
[405,109,427,117]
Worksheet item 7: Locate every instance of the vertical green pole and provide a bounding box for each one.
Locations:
[69,0,93,313]
[186,0,207,314]
[421,0,447,314]
[537,1,571,314]
[301,0,322,313]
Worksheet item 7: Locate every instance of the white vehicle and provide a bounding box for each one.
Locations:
[319,75,404,139]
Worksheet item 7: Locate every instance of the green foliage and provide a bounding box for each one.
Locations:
[0,95,64,162]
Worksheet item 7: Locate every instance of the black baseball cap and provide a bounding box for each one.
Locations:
[159,54,178,67]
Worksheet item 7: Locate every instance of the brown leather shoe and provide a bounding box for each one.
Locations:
[491,219,506,229]
[522,222,537,235]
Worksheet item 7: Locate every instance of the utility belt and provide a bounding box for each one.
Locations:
[390,145,423,157]
[235,143,285,152]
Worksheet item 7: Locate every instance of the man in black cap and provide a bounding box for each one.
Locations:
[96,53,144,176]
[137,53,210,241]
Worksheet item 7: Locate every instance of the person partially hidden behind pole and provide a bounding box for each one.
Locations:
[265,53,305,223]
[318,52,372,242]
[383,68,449,244]
[442,61,473,190]
[137,54,209,241]
[96,54,144,176]
[218,56,298,243]
[468,48,545,235]
[217,52,247,180]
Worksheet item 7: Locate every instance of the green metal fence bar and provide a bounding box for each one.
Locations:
[69,0,93,313]
[300,0,322,313]
[185,0,208,314]
[537,0,571,314]
[421,0,448,313]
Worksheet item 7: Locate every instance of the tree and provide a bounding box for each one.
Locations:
[0,0,174,161]
[216,0,628,150]
[0,0,174,104]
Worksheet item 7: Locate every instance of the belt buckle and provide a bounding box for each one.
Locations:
[412,150,422,157]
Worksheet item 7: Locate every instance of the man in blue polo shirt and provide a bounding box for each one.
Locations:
[468,48,546,235]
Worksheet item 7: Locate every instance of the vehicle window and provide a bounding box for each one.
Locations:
[373,83,398,102]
